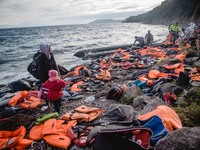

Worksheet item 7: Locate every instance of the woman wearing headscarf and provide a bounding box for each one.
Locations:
[34,43,59,83]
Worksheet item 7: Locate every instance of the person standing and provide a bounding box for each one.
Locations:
[35,43,59,84]
[145,30,154,46]
[133,36,145,47]
[43,70,66,113]
[169,22,180,44]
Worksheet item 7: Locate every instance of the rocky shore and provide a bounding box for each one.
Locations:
[0,41,200,150]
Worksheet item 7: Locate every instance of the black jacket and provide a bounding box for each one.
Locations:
[35,52,58,83]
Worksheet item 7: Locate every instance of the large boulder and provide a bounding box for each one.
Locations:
[155,127,200,150]
[174,87,200,127]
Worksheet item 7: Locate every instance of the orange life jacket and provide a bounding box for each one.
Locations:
[164,63,184,75]
[9,91,29,107]
[18,95,43,109]
[148,70,169,79]
[137,105,182,132]
[61,105,103,122]
[0,126,33,150]
[29,119,76,149]
[71,81,84,92]
[9,91,43,109]
[190,67,200,81]
[165,33,173,42]
[138,75,154,86]
[95,68,111,81]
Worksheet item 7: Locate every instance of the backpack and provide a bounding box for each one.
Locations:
[27,51,40,79]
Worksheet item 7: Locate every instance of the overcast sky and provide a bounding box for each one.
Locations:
[0,0,165,28]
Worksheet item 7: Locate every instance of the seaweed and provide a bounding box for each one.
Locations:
[174,102,200,127]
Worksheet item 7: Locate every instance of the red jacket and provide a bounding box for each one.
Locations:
[43,79,66,100]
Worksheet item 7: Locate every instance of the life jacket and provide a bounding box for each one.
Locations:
[138,105,182,132]
[74,65,88,76]
[118,61,137,70]
[18,95,43,109]
[95,68,111,81]
[190,67,200,81]
[29,119,77,149]
[148,70,160,79]
[9,91,29,107]
[137,75,154,86]
[99,58,114,69]
[67,126,95,147]
[64,65,88,77]
[174,50,187,62]
[164,63,184,75]
[164,33,173,44]
[9,91,43,109]
[140,115,168,144]
[115,49,130,60]
[71,80,84,92]
[61,105,103,122]
[0,126,33,150]
[148,70,169,79]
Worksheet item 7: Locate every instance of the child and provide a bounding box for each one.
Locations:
[43,70,66,113]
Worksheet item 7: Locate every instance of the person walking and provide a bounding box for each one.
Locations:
[43,70,66,113]
[169,22,180,44]
[145,30,154,46]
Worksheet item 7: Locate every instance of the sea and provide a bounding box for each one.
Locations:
[0,23,169,85]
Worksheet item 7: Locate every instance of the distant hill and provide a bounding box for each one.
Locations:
[88,19,122,24]
[123,0,200,25]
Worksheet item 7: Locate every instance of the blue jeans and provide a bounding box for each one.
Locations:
[171,32,178,44]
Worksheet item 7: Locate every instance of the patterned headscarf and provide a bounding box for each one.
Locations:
[40,43,51,59]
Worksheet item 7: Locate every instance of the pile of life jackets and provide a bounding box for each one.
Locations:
[0,126,33,150]
[29,119,77,149]
[9,90,43,109]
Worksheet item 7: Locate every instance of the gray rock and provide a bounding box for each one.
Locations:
[139,96,166,115]
[155,127,200,150]
[121,85,141,104]
[132,95,151,110]
[158,58,181,66]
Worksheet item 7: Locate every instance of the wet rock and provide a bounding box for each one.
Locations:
[173,85,200,127]
[155,127,200,150]
[159,83,183,96]
[132,95,151,110]
[158,58,181,66]
[184,87,200,103]
[139,96,166,115]
[121,85,141,105]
